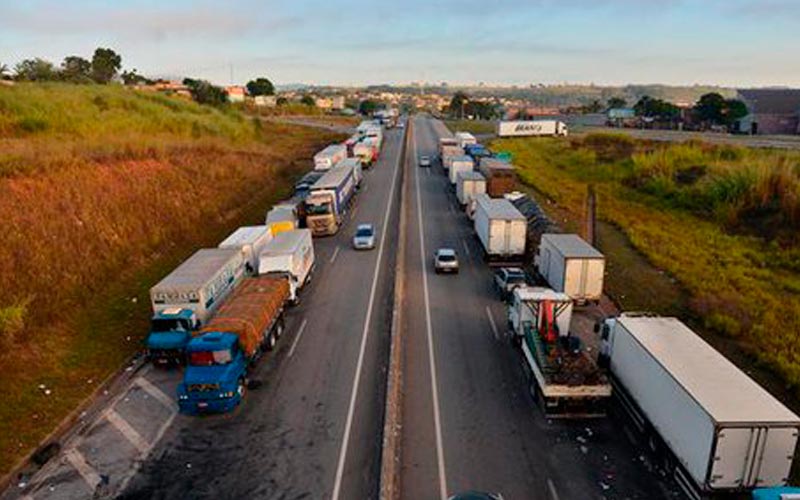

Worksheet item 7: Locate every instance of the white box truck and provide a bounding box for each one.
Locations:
[314,144,347,171]
[258,229,315,304]
[454,131,477,148]
[473,194,527,263]
[438,136,458,158]
[334,157,363,188]
[448,155,474,185]
[535,234,604,304]
[597,315,800,498]
[496,120,568,138]
[265,204,299,237]
[218,225,272,275]
[456,171,486,207]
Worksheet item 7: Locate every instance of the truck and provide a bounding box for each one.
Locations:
[535,233,605,304]
[313,144,347,171]
[473,194,527,263]
[258,229,315,305]
[178,275,289,414]
[294,171,325,199]
[496,120,569,138]
[147,248,246,364]
[438,136,458,159]
[305,162,357,236]
[353,139,379,167]
[456,171,486,208]
[597,314,800,498]
[335,157,363,188]
[464,143,492,162]
[218,225,272,275]
[478,158,516,197]
[454,131,477,148]
[265,203,299,237]
[508,286,611,418]
[448,155,474,185]
[441,145,464,171]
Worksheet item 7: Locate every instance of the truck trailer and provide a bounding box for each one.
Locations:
[496,120,569,138]
[456,171,486,208]
[598,315,800,498]
[178,275,289,414]
[473,194,527,263]
[335,157,363,188]
[313,144,347,171]
[508,286,611,418]
[305,163,357,236]
[535,233,605,304]
[265,203,299,237]
[478,158,516,197]
[454,131,477,148]
[438,136,459,159]
[258,229,315,305]
[448,155,474,185]
[218,225,272,275]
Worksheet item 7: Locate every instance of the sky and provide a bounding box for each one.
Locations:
[1,0,799,88]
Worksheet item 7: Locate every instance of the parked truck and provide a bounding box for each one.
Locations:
[265,203,299,236]
[508,286,611,418]
[438,136,458,159]
[335,157,363,188]
[178,275,289,414]
[478,158,516,197]
[258,229,315,305]
[294,171,324,200]
[313,144,347,171]
[464,143,492,162]
[353,139,379,167]
[597,314,800,498]
[441,145,464,171]
[147,248,246,365]
[305,162,357,236]
[455,131,477,148]
[496,120,569,138]
[535,234,605,304]
[456,171,486,208]
[448,155,474,185]
[218,225,272,275]
[473,194,527,263]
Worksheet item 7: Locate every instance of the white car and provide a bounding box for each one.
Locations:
[433,248,459,274]
[352,224,376,250]
[419,155,431,167]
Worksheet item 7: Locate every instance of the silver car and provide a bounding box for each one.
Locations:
[434,248,459,274]
[353,223,376,250]
[419,155,431,167]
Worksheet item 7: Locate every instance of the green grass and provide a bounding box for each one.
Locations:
[444,119,496,135]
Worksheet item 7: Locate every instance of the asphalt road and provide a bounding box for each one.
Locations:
[118,126,404,499]
[399,116,682,500]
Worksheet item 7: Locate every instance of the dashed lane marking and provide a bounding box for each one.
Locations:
[105,409,149,454]
[547,478,561,500]
[288,318,308,358]
[486,306,500,341]
[134,377,176,411]
[64,448,101,490]
[330,246,341,264]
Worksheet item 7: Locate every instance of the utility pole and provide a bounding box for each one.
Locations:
[585,184,597,246]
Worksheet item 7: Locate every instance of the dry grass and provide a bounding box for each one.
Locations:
[0,83,344,475]
[444,119,496,135]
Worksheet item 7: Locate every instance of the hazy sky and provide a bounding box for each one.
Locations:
[1,0,798,87]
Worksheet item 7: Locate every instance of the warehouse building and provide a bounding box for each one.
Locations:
[737,89,800,135]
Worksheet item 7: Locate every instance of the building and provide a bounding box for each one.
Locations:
[607,108,637,128]
[314,97,333,109]
[331,96,345,110]
[737,89,800,135]
[254,95,277,107]
[225,85,247,103]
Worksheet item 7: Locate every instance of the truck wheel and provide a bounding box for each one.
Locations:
[275,320,284,340]
[266,331,277,351]
[237,378,247,400]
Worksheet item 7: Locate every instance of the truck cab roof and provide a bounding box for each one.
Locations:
[154,308,196,320]
[186,332,238,352]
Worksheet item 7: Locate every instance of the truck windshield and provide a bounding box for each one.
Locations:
[507,272,526,283]
[189,349,233,366]
[306,203,332,215]
[151,318,188,332]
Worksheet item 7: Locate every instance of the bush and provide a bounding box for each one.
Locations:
[581,133,636,162]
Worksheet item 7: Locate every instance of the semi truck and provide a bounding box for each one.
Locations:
[473,194,527,263]
[178,275,289,414]
[353,139,379,167]
[305,162,357,236]
[496,120,569,138]
[294,171,324,199]
[147,248,246,365]
[313,144,347,171]
[335,157,363,188]
[478,158,516,197]
[456,171,486,208]
[218,225,272,275]
[448,155,474,185]
[597,314,800,498]
[535,233,605,304]
[438,136,458,158]
[464,143,492,162]
[508,286,611,418]
[258,229,315,305]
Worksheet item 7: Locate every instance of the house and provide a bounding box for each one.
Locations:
[254,95,277,107]
[225,85,247,103]
[737,89,800,135]
[331,96,345,110]
[315,97,333,109]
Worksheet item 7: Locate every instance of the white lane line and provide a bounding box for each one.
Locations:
[547,478,561,500]
[426,167,431,176]
[486,306,500,341]
[106,409,149,454]
[330,245,341,264]
[414,120,449,500]
[135,377,176,411]
[116,411,177,495]
[65,448,101,490]
[461,238,471,258]
[331,121,403,500]
[288,318,308,358]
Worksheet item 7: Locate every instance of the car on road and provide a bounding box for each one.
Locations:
[352,223,376,250]
[397,121,405,129]
[433,248,459,274]
[494,267,528,300]
[419,155,431,167]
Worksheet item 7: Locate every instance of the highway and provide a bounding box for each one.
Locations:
[398,116,681,499]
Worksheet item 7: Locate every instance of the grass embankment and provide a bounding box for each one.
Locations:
[492,133,800,395]
[444,119,496,135]
[0,83,343,476]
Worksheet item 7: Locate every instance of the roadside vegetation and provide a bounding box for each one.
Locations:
[444,119,496,135]
[492,133,800,394]
[0,82,343,475]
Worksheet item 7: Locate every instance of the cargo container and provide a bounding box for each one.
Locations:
[438,137,458,159]
[305,162,357,236]
[456,171,486,207]
[294,171,324,199]
[258,229,315,304]
[478,158,516,197]
[335,157,363,188]
[313,144,347,171]
[218,225,272,275]
[454,131,477,148]
[535,234,604,303]
[353,139,379,167]
[448,155,474,185]
[265,204,299,237]
[598,315,800,498]
[473,194,527,262]
[496,120,568,137]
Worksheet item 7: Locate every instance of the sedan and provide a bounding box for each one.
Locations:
[434,248,459,274]
[352,223,376,250]
[419,155,431,167]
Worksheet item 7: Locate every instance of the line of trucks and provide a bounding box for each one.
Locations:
[145,118,386,415]
[436,127,800,499]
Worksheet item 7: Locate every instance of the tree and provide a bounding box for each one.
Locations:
[246,77,275,96]
[276,96,288,106]
[693,93,748,129]
[183,78,228,106]
[300,95,316,106]
[448,91,469,118]
[0,63,10,80]
[91,47,122,83]
[14,58,59,81]
[583,99,604,114]
[61,56,92,83]
[724,99,748,126]
[607,97,627,110]
[359,99,379,115]
[634,95,681,122]
[121,69,149,86]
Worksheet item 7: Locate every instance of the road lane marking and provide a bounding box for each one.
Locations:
[330,245,341,264]
[486,306,500,341]
[461,238,471,258]
[331,122,403,500]
[288,318,308,358]
[106,409,149,453]
[65,448,101,490]
[135,377,176,411]
[116,409,177,495]
[547,478,561,500]
[414,119,449,500]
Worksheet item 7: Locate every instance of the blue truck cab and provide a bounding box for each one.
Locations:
[177,332,248,414]
[146,308,200,366]
[464,143,491,161]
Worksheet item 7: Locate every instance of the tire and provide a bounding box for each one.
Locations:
[266,331,277,351]
[237,378,247,401]
[275,319,285,339]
